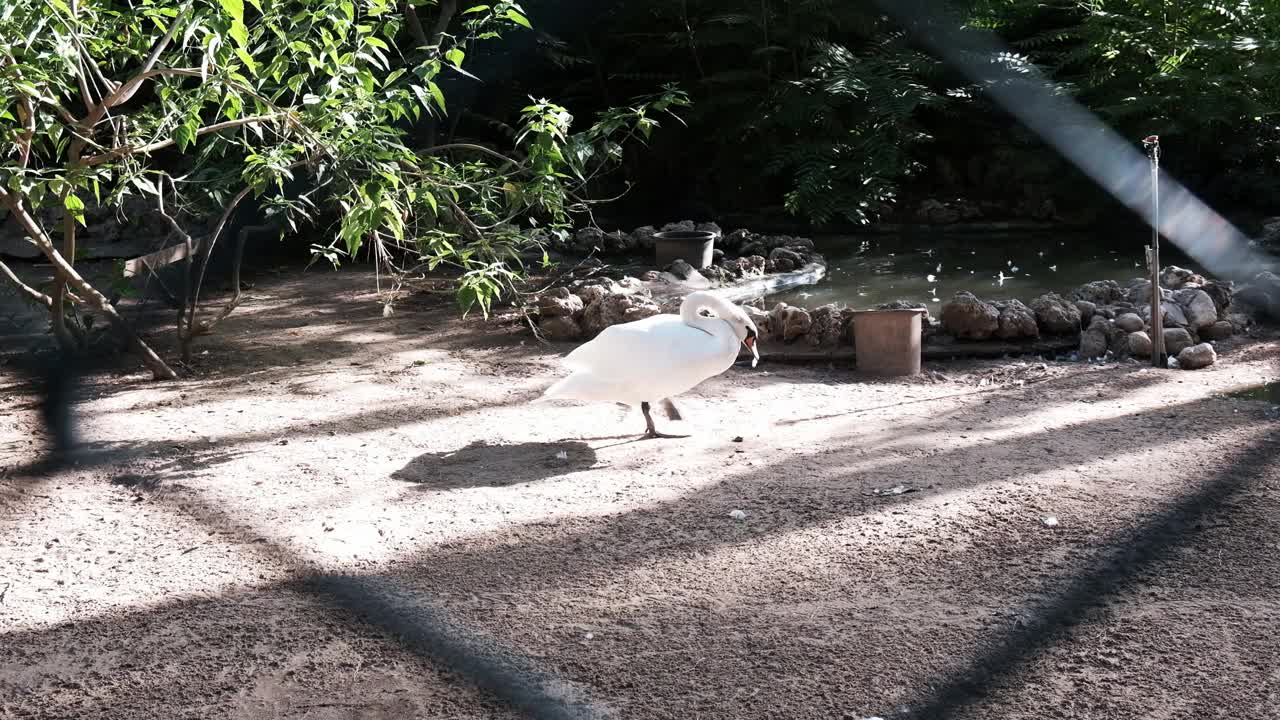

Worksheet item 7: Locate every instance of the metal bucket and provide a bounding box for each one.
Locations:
[851,309,926,376]
[653,230,716,268]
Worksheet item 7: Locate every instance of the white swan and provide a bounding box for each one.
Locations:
[539,291,760,438]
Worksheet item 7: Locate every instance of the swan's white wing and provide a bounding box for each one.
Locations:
[563,313,732,371]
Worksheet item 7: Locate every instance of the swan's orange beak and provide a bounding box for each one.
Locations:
[743,328,759,368]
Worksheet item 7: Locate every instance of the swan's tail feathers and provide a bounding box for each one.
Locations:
[535,375,577,403]
[537,371,621,404]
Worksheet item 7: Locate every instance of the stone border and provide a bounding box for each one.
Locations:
[531,222,828,342]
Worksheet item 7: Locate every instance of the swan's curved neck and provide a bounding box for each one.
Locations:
[680,293,730,336]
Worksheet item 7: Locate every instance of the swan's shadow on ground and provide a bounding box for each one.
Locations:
[393,440,599,490]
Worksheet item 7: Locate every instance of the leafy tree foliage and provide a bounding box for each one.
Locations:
[0,0,685,376]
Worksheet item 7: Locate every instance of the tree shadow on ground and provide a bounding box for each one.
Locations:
[393,440,599,490]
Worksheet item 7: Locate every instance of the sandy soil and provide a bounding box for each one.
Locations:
[2,268,1279,720]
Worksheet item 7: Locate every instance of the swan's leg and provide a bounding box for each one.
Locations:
[660,398,683,421]
[641,401,689,439]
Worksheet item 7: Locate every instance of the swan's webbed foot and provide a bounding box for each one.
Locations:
[641,401,689,440]
[642,428,690,440]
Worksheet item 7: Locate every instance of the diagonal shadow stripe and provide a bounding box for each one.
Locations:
[905,432,1279,719]
[12,352,605,720]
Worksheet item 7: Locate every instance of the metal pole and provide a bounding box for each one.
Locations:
[1143,135,1165,367]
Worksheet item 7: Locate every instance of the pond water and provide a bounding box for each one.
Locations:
[767,230,1204,310]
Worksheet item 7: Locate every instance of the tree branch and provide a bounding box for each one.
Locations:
[80,113,285,166]
[422,143,522,165]
[402,1,430,48]
[186,185,254,354]
[0,257,52,310]
[430,0,459,46]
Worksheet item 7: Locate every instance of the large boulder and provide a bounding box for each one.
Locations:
[768,246,806,273]
[723,255,767,278]
[1072,280,1127,306]
[940,291,1000,340]
[1115,313,1145,333]
[994,299,1039,339]
[1236,271,1280,320]
[1142,301,1189,328]
[1079,316,1110,359]
[577,282,614,306]
[1160,265,1206,290]
[721,228,755,253]
[539,315,583,341]
[769,303,812,343]
[603,230,632,253]
[1129,280,1175,307]
[537,287,584,318]
[1173,288,1218,330]
[661,220,696,233]
[664,259,698,281]
[1163,327,1195,356]
[1075,300,1097,324]
[1202,321,1234,341]
[1128,331,1153,358]
[1177,342,1217,370]
[630,225,658,250]
[573,227,605,252]
[1201,281,1234,317]
[695,221,722,236]
[581,293,662,336]
[807,304,846,347]
[1030,293,1082,335]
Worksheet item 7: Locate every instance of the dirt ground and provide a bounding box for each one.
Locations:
[2,268,1279,720]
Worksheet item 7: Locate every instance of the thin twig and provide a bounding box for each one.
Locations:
[80,114,285,166]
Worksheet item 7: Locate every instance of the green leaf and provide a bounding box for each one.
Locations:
[428,81,446,113]
[63,193,85,226]
[235,47,258,75]
[445,47,465,68]
[504,8,532,29]
[463,5,490,14]
[230,20,250,48]
[175,124,196,151]
[422,190,438,217]
[224,94,244,120]
[218,0,249,48]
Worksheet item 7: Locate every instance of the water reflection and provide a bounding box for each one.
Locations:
[768,230,1204,309]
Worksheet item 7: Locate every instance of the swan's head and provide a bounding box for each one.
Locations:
[724,308,760,368]
[686,292,762,368]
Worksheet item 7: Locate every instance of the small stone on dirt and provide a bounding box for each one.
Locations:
[729,509,747,521]
[1042,516,1060,527]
